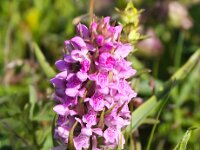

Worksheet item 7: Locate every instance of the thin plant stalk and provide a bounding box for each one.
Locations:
[89,0,94,22]
[175,32,184,70]
[146,95,169,150]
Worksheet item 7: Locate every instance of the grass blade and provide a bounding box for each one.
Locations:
[98,109,105,128]
[117,132,123,150]
[174,130,191,150]
[126,49,200,133]
[52,114,59,146]
[29,84,37,120]
[173,126,199,150]
[146,95,170,150]
[125,80,176,133]
[33,42,56,78]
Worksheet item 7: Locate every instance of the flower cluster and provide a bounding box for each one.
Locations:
[51,16,137,150]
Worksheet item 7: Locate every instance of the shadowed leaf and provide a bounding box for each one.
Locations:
[29,84,37,120]
[98,109,105,128]
[33,42,56,78]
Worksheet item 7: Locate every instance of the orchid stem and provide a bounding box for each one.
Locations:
[89,0,94,23]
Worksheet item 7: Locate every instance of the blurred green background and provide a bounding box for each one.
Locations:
[0,0,199,150]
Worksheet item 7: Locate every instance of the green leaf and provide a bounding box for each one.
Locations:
[105,104,116,115]
[126,80,175,133]
[36,127,51,146]
[125,96,157,133]
[117,101,126,114]
[29,85,37,120]
[117,132,123,150]
[171,49,200,81]
[142,118,160,125]
[68,121,78,150]
[126,49,200,134]
[98,109,105,128]
[146,96,170,150]
[174,130,191,150]
[33,42,56,78]
[32,102,54,121]
[173,126,199,150]
[52,114,59,146]
[40,129,53,150]
[127,55,144,70]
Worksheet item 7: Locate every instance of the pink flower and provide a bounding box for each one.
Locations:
[66,74,81,89]
[96,35,104,46]
[99,42,113,52]
[80,59,90,73]
[70,36,87,49]
[53,104,77,116]
[71,49,88,62]
[51,16,137,149]
[103,127,118,143]
[114,43,133,58]
[55,60,68,71]
[56,126,69,142]
[76,23,90,39]
[89,92,105,111]
[89,72,109,88]
[82,110,97,127]
[74,134,90,150]
[97,52,116,71]
[76,71,87,82]
[114,59,136,79]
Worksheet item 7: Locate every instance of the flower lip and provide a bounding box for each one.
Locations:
[76,23,90,39]
[97,52,116,71]
[70,36,87,49]
[89,92,105,111]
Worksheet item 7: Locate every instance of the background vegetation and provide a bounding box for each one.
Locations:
[0,0,199,150]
